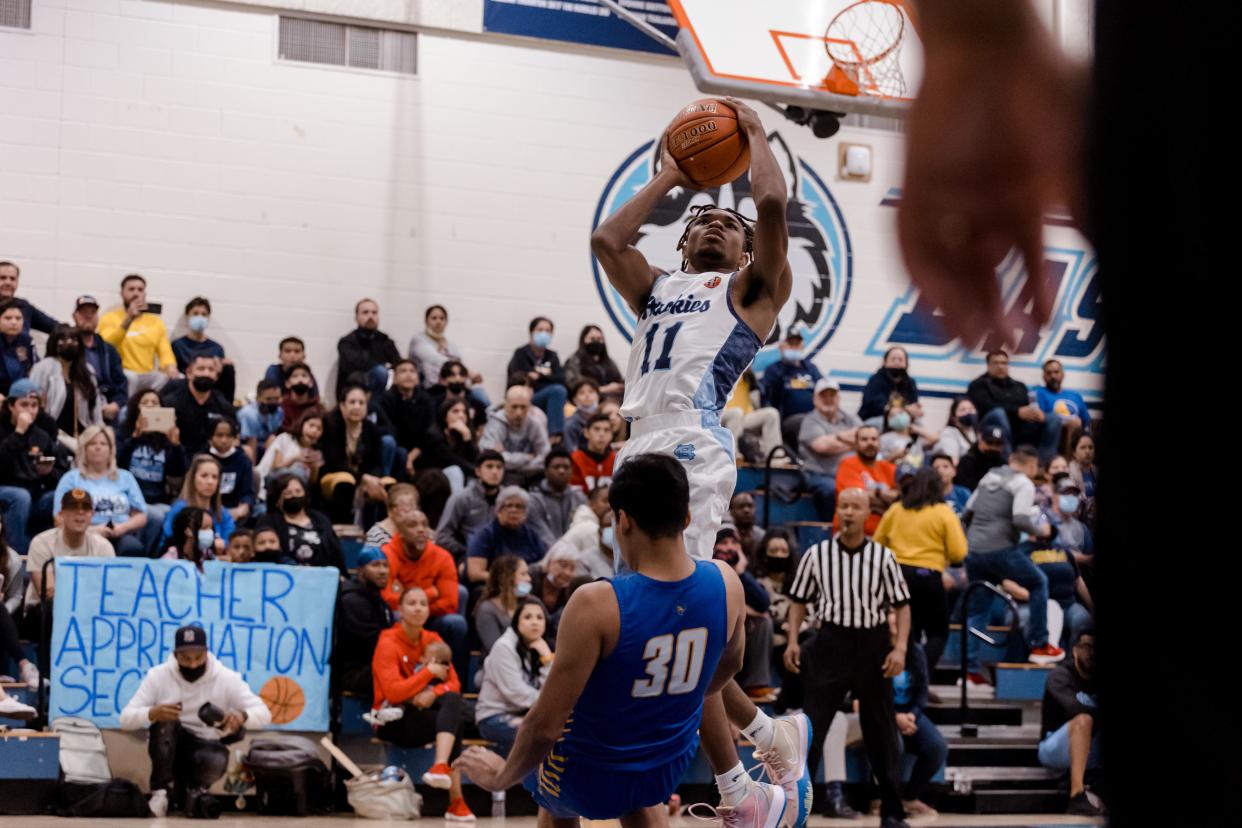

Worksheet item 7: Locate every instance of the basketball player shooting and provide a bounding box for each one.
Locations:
[588,98,813,825]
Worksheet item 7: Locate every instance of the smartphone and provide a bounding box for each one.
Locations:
[145,302,163,315]
[142,407,176,434]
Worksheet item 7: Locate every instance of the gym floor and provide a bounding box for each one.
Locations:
[5,817,1105,827]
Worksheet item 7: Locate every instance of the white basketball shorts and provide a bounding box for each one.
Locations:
[615,410,736,561]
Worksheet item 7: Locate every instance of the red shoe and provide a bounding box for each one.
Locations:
[422,763,452,790]
[445,798,476,823]
[966,671,992,686]
[1029,644,1066,665]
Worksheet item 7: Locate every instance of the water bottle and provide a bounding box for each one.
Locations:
[492,790,506,818]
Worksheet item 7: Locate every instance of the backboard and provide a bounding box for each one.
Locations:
[666,0,923,117]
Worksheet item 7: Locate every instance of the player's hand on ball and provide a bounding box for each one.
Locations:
[724,97,762,134]
[453,746,506,792]
[657,126,699,191]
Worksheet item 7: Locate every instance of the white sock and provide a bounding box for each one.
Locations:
[715,762,752,808]
[741,710,776,752]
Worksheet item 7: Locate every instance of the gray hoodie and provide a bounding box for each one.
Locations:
[526,479,587,546]
[435,480,498,561]
[475,627,551,723]
[480,408,549,476]
[962,465,1041,554]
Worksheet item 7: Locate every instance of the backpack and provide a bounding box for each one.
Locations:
[243,735,331,816]
[48,717,150,818]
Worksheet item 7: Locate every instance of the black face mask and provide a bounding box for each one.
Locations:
[179,662,207,683]
[885,368,907,381]
[584,341,605,357]
[59,344,80,360]
[259,402,279,415]
[446,381,466,394]
[289,382,311,396]
[764,555,791,573]
[191,376,216,392]
[281,496,306,515]
[982,450,1004,463]
[958,413,978,428]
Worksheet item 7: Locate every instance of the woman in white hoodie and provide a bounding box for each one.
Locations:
[474,597,553,757]
[119,625,271,815]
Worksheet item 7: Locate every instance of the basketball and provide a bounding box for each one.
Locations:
[260,676,306,725]
[665,98,750,188]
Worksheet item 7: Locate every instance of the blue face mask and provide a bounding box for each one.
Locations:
[189,315,209,333]
[196,528,215,551]
[602,526,615,549]
[782,348,803,363]
[888,412,912,431]
[1058,495,1080,514]
[515,581,532,598]
[532,331,553,349]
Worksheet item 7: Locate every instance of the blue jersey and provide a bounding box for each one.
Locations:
[552,559,728,772]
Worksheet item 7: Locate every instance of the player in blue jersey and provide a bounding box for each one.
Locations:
[589,99,813,822]
[456,454,795,828]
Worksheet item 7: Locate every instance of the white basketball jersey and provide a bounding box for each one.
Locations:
[619,270,769,421]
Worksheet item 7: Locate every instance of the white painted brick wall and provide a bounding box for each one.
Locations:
[1,0,1100,431]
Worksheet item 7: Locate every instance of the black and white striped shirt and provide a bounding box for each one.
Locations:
[787,534,911,629]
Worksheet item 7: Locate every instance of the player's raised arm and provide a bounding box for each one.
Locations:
[705,558,746,696]
[453,582,617,792]
[591,130,698,312]
[729,98,792,310]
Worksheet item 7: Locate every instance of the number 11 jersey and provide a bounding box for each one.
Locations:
[619,270,766,421]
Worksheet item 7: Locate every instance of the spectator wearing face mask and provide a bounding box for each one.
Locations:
[554,484,614,580]
[507,317,567,438]
[859,347,922,423]
[252,525,293,565]
[759,329,822,443]
[260,475,345,574]
[264,337,317,393]
[160,506,217,566]
[171,297,234,402]
[879,397,938,473]
[427,360,488,432]
[934,397,979,464]
[161,455,233,553]
[159,354,236,457]
[474,556,532,655]
[954,424,1008,491]
[563,325,624,399]
[528,542,579,643]
[28,324,104,439]
[237,379,284,464]
[280,363,322,431]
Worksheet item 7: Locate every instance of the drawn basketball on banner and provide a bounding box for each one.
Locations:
[260,676,307,725]
[592,132,852,364]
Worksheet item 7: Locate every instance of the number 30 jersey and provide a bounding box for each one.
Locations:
[619,270,767,421]
[555,559,727,771]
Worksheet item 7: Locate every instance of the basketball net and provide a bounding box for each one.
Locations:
[823,0,907,99]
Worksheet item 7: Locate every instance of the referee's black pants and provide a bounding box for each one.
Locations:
[804,623,905,821]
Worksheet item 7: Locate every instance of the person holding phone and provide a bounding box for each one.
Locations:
[97,274,180,394]
[0,380,68,553]
[118,388,187,554]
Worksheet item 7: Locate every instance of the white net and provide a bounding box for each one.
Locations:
[824,0,907,98]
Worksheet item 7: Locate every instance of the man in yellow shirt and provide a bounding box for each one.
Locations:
[97,274,179,393]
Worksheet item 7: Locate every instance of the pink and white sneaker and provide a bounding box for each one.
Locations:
[717,782,790,828]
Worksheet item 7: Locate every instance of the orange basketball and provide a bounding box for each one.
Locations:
[259,676,306,725]
[666,98,750,188]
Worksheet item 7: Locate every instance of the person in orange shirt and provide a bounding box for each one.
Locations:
[834,424,899,535]
[380,509,468,681]
[569,412,616,493]
[372,585,473,821]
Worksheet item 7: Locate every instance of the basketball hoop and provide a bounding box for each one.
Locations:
[823,0,907,99]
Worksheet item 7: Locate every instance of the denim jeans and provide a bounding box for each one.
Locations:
[531,384,567,435]
[0,487,54,554]
[965,543,1049,670]
[900,711,949,802]
[477,713,520,758]
[979,407,1063,465]
[141,502,172,555]
[804,472,837,520]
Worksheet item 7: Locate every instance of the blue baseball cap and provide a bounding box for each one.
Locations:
[357,546,386,566]
[7,378,38,399]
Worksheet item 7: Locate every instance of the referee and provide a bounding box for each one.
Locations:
[785,487,913,828]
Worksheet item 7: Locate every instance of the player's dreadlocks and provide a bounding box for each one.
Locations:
[676,204,755,271]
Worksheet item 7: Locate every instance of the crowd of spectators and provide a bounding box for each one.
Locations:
[0,260,1101,817]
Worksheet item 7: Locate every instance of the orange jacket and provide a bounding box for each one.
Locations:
[371,624,462,707]
[380,536,459,615]
[833,455,898,535]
